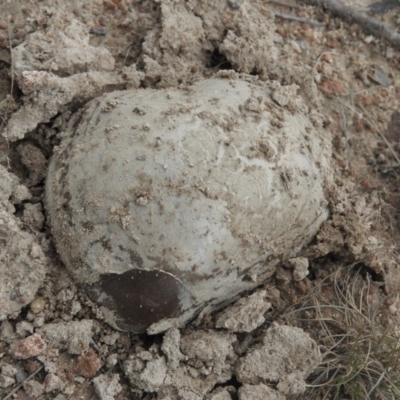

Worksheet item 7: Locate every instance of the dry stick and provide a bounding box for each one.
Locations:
[2,365,44,400]
[302,0,400,49]
[274,11,325,26]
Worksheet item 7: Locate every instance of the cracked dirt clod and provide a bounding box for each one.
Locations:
[237,323,321,396]
[11,10,115,80]
[124,328,236,398]
[93,373,122,400]
[0,165,47,321]
[238,383,285,400]
[37,320,93,355]
[45,76,333,334]
[3,10,143,142]
[215,290,271,332]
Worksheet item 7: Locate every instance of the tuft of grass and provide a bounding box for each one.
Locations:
[284,266,400,400]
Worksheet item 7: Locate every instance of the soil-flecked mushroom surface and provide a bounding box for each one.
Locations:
[1,1,400,399]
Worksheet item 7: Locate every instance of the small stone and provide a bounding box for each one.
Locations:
[105,353,118,368]
[161,328,185,369]
[23,379,44,398]
[11,184,32,203]
[215,290,271,332]
[0,374,15,388]
[21,203,45,230]
[93,373,122,400]
[22,359,41,374]
[271,83,299,107]
[0,364,16,388]
[123,353,167,393]
[70,300,82,315]
[30,243,43,259]
[16,143,47,186]
[0,320,15,341]
[377,153,386,163]
[74,376,86,384]
[290,40,302,54]
[33,316,45,328]
[364,35,375,44]
[285,257,309,281]
[15,321,34,337]
[74,347,104,378]
[56,288,75,302]
[140,357,167,392]
[13,333,47,359]
[14,365,28,383]
[1,364,16,377]
[44,373,65,393]
[101,332,120,345]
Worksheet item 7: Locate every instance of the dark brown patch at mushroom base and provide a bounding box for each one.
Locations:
[84,269,188,333]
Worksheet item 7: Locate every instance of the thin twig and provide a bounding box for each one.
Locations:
[2,365,44,400]
[274,11,325,26]
[302,0,400,49]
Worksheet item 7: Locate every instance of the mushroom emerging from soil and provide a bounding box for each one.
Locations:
[46,77,332,334]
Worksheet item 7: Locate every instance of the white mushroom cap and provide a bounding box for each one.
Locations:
[46,77,332,334]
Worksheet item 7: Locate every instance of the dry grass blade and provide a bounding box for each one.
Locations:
[284,266,400,399]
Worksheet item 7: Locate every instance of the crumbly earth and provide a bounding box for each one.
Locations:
[1,0,400,399]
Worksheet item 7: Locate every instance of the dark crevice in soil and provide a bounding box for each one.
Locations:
[354,262,385,283]
[206,49,233,71]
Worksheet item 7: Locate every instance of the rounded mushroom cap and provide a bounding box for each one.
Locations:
[46,77,332,333]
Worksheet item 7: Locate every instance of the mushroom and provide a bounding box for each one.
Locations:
[45,77,332,334]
